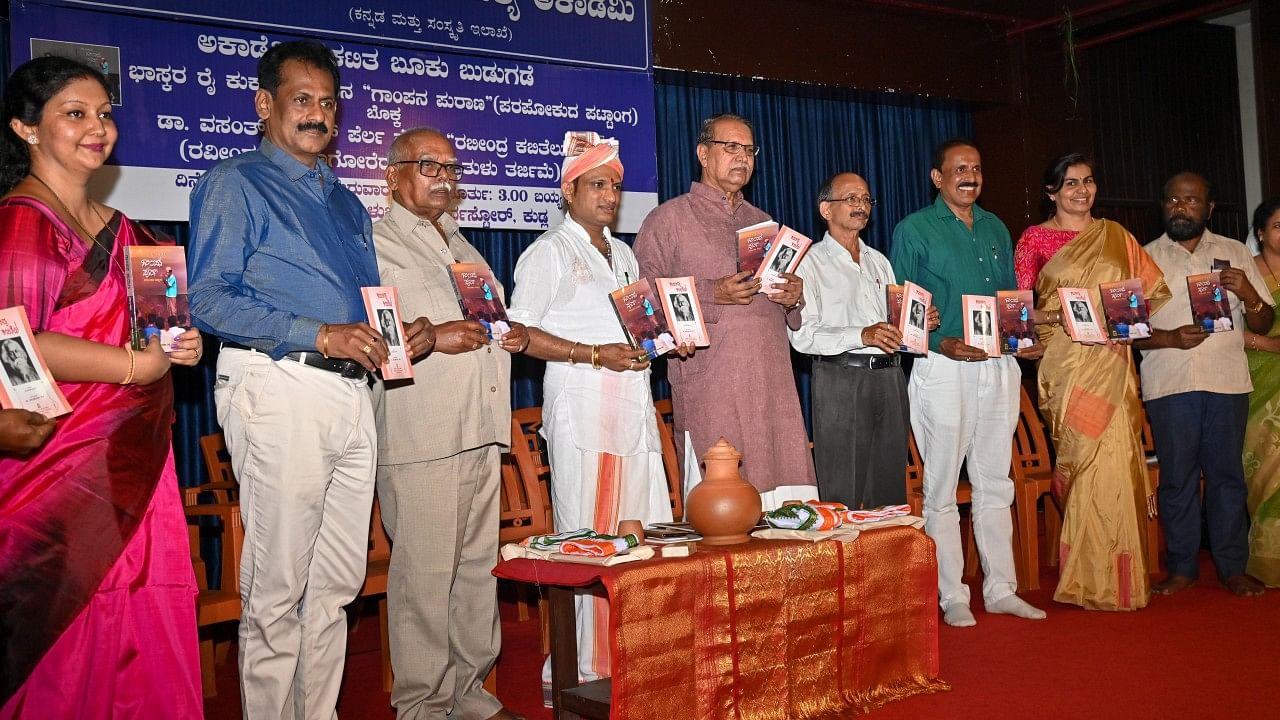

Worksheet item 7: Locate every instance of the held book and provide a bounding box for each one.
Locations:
[894,281,932,355]
[756,225,813,293]
[123,245,189,352]
[885,284,909,352]
[449,263,511,340]
[997,289,1037,354]
[1057,287,1107,343]
[1187,271,1235,333]
[361,286,413,381]
[609,278,677,359]
[962,294,1000,356]
[1098,278,1152,340]
[655,276,710,347]
[736,220,779,276]
[0,305,71,417]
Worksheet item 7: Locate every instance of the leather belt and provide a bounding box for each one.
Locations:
[221,341,368,380]
[813,353,900,370]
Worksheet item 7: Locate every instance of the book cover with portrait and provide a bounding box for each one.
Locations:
[997,289,1037,354]
[123,245,189,352]
[756,225,813,294]
[655,276,710,347]
[361,286,413,381]
[962,294,1000,356]
[736,220,779,276]
[0,305,71,418]
[609,279,677,359]
[1186,271,1235,333]
[1098,278,1151,340]
[449,263,511,340]
[894,281,932,355]
[1057,287,1107,343]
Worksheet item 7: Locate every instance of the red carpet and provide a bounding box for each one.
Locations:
[205,552,1280,719]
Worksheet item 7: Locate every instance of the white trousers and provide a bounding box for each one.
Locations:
[907,354,1020,609]
[215,349,376,720]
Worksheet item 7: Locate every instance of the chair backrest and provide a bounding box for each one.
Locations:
[185,502,243,593]
[508,407,554,537]
[200,432,236,484]
[1011,384,1053,479]
[368,496,391,563]
[905,428,924,494]
[1140,405,1157,456]
[653,398,684,521]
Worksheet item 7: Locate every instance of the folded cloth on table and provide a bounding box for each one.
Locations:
[753,514,925,543]
[500,541,656,565]
[521,528,640,556]
[843,504,913,523]
[765,502,847,531]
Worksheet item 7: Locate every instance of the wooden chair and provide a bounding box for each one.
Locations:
[653,398,684,521]
[904,429,979,577]
[185,501,242,698]
[508,408,555,653]
[1010,385,1061,592]
[357,498,393,692]
[185,432,239,506]
[1141,408,1164,575]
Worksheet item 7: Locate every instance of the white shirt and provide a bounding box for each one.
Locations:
[1141,230,1275,401]
[508,216,659,456]
[789,232,897,356]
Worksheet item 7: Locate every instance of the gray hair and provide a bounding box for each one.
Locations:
[387,126,446,164]
[697,113,753,145]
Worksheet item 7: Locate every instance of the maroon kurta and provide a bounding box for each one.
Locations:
[634,182,816,493]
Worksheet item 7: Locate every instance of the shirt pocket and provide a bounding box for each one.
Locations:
[388,266,463,323]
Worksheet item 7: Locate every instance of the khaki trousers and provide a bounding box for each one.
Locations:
[215,349,376,720]
[377,446,503,720]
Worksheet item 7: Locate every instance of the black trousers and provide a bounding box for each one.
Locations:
[811,359,910,509]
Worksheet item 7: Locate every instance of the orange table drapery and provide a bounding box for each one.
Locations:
[495,525,948,720]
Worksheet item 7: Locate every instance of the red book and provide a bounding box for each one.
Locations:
[997,290,1036,354]
[1098,278,1151,340]
[449,263,511,340]
[123,245,189,352]
[609,279,677,359]
[736,221,779,276]
[1186,272,1235,333]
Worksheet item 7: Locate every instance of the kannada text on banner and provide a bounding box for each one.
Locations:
[9,0,658,231]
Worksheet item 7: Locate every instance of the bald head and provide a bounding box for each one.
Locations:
[818,172,874,241]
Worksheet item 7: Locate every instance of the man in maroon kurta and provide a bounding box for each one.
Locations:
[634,113,817,507]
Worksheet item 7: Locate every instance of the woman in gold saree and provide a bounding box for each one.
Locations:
[1013,153,1170,610]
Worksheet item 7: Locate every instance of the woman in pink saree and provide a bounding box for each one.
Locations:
[0,57,203,717]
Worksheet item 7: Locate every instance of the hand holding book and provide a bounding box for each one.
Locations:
[319,321,390,372]
[713,270,760,305]
[0,408,56,456]
[861,322,903,354]
[432,320,492,355]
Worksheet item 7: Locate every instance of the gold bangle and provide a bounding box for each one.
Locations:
[591,344,602,369]
[1247,299,1265,314]
[121,345,136,385]
[320,324,330,358]
[568,341,579,365]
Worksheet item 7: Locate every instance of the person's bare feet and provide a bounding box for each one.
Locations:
[1223,575,1265,597]
[1152,574,1196,595]
[485,709,527,720]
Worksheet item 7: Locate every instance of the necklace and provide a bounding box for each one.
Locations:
[28,172,125,276]
[1261,252,1279,289]
[596,237,613,268]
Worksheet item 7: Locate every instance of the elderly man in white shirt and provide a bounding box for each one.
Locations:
[790,172,936,509]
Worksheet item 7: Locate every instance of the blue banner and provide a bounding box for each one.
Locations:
[33,0,650,71]
[9,1,658,231]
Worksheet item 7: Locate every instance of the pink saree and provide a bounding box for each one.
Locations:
[0,197,201,718]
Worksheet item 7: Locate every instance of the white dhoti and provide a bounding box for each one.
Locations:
[907,353,1020,609]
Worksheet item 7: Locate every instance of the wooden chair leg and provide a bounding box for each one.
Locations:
[962,515,979,578]
[1043,498,1063,567]
[484,665,498,695]
[539,597,551,656]
[380,597,393,693]
[516,582,531,622]
[200,637,218,698]
[1146,513,1163,575]
[1015,488,1039,592]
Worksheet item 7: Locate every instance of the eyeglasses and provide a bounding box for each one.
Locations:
[824,194,878,207]
[1163,196,1204,208]
[704,140,761,156]
[392,159,465,178]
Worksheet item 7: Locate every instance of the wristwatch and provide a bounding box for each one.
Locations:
[1247,299,1265,314]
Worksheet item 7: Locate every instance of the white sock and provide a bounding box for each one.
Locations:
[987,594,1046,620]
[942,602,976,627]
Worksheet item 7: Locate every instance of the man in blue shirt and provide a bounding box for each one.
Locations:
[188,40,429,718]
[891,138,1045,628]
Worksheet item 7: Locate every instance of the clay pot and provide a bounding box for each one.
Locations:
[686,438,762,546]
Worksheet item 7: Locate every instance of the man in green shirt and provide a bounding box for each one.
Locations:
[891,138,1045,627]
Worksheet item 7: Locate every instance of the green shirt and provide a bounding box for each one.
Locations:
[890,195,1015,352]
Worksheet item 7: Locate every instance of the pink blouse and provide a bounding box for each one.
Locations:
[1014,225,1079,290]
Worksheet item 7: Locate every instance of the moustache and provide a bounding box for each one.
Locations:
[428,180,454,193]
[1169,214,1193,224]
[297,122,329,134]
[849,211,868,220]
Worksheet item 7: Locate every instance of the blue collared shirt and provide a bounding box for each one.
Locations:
[188,139,378,359]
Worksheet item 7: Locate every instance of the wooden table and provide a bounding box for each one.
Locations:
[494,525,947,720]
